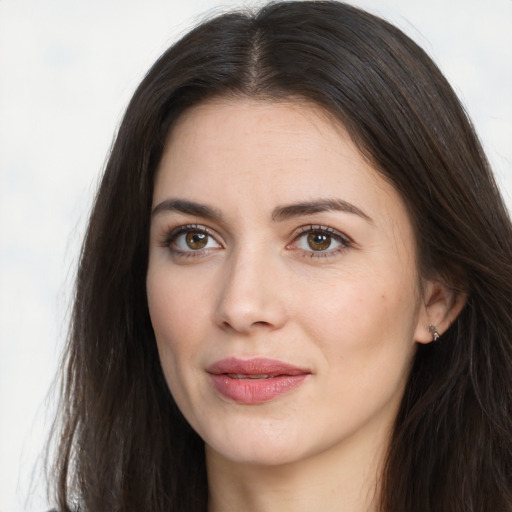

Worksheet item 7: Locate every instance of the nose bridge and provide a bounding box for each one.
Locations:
[214,241,286,333]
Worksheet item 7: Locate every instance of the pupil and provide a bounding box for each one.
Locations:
[307,232,331,251]
[186,232,208,249]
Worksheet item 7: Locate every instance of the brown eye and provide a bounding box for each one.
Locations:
[307,232,332,251]
[291,226,347,256]
[186,231,208,250]
[169,226,222,253]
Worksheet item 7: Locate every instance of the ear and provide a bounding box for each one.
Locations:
[414,279,467,344]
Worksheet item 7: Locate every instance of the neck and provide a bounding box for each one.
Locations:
[206,424,388,512]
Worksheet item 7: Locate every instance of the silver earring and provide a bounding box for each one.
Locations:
[428,324,440,341]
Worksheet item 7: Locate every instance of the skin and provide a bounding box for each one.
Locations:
[146,98,455,512]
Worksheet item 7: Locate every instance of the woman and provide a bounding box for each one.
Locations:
[48,1,512,511]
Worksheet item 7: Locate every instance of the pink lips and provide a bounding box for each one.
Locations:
[207,357,310,404]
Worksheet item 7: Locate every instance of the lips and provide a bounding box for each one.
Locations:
[206,357,310,404]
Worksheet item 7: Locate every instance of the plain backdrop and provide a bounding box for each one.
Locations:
[0,1,510,510]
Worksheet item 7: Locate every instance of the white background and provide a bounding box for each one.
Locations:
[0,1,510,510]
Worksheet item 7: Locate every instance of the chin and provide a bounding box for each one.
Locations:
[202,418,313,467]
[208,440,304,467]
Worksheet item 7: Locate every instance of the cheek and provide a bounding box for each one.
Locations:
[147,268,212,340]
[146,271,206,388]
[295,266,420,364]
[304,281,418,405]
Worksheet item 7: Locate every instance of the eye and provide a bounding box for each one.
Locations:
[302,231,338,251]
[290,226,350,256]
[166,225,222,253]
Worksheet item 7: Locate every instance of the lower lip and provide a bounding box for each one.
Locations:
[209,374,308,404]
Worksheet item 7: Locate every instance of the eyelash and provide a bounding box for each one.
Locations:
[289,225,352,259]
[163,224,221,259]
[162,224,352,260]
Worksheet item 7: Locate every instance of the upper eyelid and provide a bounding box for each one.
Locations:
[292,224,352,242]
[151,206,229,238]
[166,223,218,237]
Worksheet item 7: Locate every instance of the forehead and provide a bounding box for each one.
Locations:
[153,97,406,229]
[157,98,372,192]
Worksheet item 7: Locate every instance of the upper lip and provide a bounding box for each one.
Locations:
[206,357,311,376]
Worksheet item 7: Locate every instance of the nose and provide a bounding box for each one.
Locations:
[214,246,287,334]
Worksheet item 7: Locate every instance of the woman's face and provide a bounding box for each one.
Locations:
[147,98,431,467]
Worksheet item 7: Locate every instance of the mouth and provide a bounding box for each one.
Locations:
[226,373,286,379]
[206,357,311,404]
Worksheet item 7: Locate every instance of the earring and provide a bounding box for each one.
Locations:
[428,324,440,341]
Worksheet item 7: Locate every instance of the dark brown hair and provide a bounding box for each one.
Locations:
[49,2,512,511]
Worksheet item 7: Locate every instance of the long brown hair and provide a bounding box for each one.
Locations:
[49,2,512,510]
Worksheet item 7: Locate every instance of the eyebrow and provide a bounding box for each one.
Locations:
[271,199,373,223]
[152,197,372,224]
[152,199,223,221]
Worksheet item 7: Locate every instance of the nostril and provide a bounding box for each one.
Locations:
[220,319,274,332]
